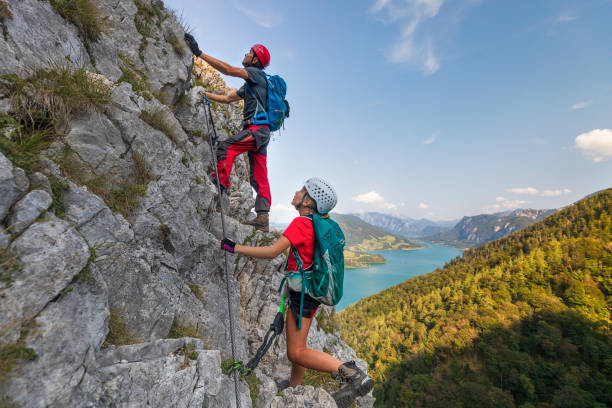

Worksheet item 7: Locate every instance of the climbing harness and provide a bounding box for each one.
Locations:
[202,95,241,408]
[227,294,287,377]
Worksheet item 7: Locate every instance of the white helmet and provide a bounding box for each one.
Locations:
[304,177,337,214]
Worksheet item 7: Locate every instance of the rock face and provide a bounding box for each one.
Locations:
[0,1,374,407]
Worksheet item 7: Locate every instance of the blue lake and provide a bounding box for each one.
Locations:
[336,244,463,311]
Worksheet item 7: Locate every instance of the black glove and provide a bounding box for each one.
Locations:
[184,33,202,56]
[221,237,236,253]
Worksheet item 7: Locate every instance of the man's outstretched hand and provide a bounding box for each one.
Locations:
[184,33,202,56]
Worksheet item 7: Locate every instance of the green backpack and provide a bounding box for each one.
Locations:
[279,213,346,329]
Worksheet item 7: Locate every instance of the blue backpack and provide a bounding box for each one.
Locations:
[246,72,289,132]
[279,213,345,329]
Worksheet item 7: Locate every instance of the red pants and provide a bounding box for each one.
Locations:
[214,126,271,213]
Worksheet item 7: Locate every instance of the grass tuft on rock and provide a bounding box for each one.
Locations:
[0,0,12,21]
[139,108,181,145]
[303,368,341,394]
[57,148,153,219]
[168,33,184,57]
[49,175,69,218]
[167,317,199,339]
[50,0,104,42]
[0,340,37,383]
[102,309,140,347]
[245,373,263,406]
[2,66,113,128]
[0,112,55,174]
[0,247,22,286]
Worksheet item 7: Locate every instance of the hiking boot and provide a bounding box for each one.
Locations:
[331,361,374,408]
[243,212,269,232]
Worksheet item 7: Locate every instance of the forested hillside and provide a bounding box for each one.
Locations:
[338,189,612,407]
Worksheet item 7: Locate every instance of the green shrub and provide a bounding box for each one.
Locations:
[49,0,104,41]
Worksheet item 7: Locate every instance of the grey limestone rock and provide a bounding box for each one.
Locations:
[0,266,109,407]
[28,172,52,197]
[0,0,88,76]
[8,190,53,234]
[0,218,89,345]
[0,152,29,221]
[0,229,10,249]
[62,181,134,247]
[266,385,337,408]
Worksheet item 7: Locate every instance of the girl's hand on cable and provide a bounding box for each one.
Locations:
[221,237,236,253]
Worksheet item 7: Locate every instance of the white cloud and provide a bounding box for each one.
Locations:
[575,129,612,163]
[557,14,576,23]
[353,191,398,210]
[233,2,283,28]
[371,0,444,74]
[423,133,437,145]
[354,191,385,204]
[541,189,571,197]
[418,203,429,209]
[484,198,528,213]
[507,187,572,197]
[571,101,590,110]
[507,187,539,195]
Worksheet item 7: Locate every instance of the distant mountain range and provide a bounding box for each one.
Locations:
[423,208,556,248]
[331,213,422,251]
[351,212,457,238]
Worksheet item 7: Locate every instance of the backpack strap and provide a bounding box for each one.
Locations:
[290,247,307,330]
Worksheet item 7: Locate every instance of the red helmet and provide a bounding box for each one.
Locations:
[251,44,270,68]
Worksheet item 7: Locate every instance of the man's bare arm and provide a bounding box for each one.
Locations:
[200,54,249,80]
[204,90,242,104]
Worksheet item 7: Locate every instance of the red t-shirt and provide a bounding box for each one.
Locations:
[283,216,315,271]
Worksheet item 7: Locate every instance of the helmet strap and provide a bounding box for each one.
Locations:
[295,192,315,213]
[246,50,260,68]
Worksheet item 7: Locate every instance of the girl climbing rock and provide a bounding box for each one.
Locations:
[221,177,374,408]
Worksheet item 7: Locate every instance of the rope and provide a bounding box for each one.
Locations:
[227,294,286,377]
[202,96,241,408]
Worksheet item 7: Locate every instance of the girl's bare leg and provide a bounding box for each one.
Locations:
[286,308,343,387]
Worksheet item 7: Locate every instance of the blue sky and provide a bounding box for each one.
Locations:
[164,0,612,223]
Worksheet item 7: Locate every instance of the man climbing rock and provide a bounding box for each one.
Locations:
[184,33,272,232]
